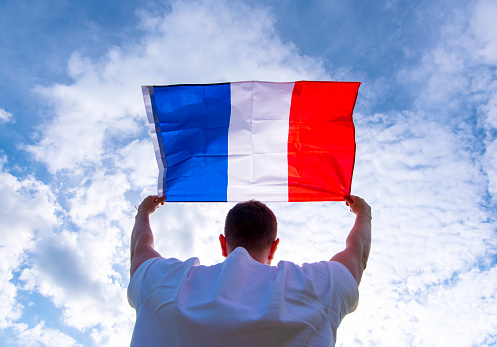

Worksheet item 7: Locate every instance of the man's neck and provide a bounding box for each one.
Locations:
[230,247,269,265]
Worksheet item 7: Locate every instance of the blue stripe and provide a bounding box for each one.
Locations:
[152,84,231,201]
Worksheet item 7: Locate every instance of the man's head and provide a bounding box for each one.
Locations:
[219,200,279,265]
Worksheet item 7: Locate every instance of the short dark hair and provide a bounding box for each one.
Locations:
[224,200,277,253]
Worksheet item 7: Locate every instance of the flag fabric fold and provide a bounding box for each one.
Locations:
[142,81,360,202]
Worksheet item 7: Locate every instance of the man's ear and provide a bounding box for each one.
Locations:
[268,238,280,262]
[219,234,228,258]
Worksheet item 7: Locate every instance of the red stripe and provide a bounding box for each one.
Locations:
[288,81,360,202]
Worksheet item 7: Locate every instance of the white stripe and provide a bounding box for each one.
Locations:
[142,86,165,197]
[227,82,294,201]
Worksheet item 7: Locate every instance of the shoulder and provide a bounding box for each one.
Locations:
[129,256,200,292]
[128,256,201,309]
[303,261,358,288]
[299,261,359,319]
[328,261,360,294]
[274,260,359,313]
[299,261,359,302]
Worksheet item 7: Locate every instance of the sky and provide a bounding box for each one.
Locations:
[0,0,496,345]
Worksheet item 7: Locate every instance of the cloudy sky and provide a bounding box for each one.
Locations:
[1,0,496,345]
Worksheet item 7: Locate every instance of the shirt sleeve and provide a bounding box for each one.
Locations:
[327,261,359,324]
[300,261,359,329]
[127,256,200,310]
[127,257,162,309]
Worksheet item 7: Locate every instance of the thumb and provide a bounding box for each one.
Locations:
[344,195,354,205]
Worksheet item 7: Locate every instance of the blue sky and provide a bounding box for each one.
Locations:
[0,0,496,346]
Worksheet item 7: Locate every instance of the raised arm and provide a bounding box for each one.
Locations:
[331,195,372,285]
[130,195,166,278]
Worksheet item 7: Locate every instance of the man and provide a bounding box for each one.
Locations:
[128,195,371,346]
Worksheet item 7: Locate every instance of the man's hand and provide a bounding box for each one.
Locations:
[136,195,167,216]
[345,195,371,219]
[130,195,166,278]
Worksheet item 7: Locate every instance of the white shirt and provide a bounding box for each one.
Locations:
[128,247,358,347]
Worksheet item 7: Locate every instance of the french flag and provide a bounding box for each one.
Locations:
[142,81,360,202]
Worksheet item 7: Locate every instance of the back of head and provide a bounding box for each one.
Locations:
[224,200,277,254]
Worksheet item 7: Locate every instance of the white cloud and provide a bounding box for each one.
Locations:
[485,93,497,129]
[12,322,80,347]
[470,0,497,64]
[484,139,497,199]
[0,108,13,123]
[27,0,327,174]
[17,170,136,345]
[0,157,59,337]
[115,139,157,193]
[397,0,497,204]
[408,266,497,346]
